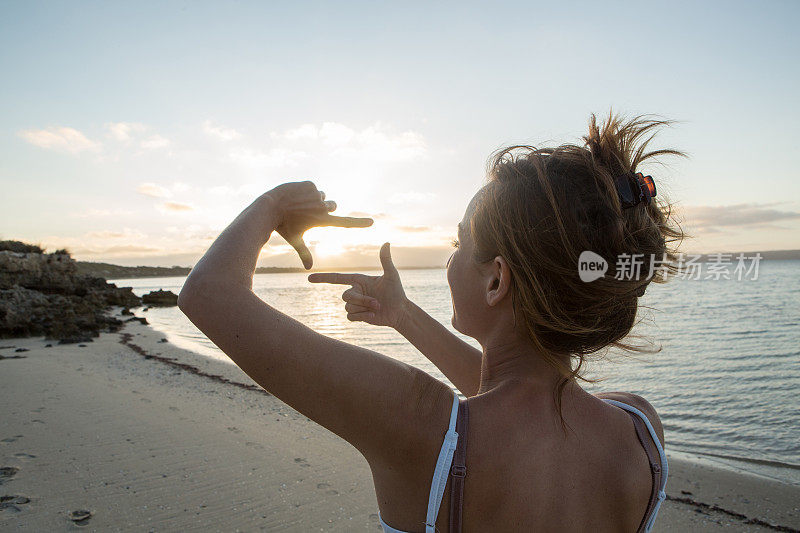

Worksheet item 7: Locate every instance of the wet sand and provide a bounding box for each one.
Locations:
[1,311,798,532]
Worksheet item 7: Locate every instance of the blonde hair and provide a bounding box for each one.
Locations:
[468,111,687,422]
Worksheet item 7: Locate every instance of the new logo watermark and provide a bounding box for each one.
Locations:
[578,252,762,282]
[578,251,608,282]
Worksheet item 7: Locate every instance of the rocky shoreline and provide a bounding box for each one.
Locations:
[0,241,177,344]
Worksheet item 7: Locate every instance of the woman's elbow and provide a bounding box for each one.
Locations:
[178,276,241,315]
[177,276,210,313]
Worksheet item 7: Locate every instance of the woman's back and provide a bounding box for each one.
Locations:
[374,381,664,532]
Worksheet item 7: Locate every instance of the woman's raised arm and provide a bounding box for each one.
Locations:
[177,182,455,468]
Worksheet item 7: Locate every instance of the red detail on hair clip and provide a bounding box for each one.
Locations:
[637,172,657,200]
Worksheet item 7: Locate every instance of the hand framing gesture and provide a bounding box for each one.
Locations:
[265,181,373,270]
[307,243,409,328]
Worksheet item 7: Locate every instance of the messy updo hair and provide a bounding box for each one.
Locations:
[468,111,687,419]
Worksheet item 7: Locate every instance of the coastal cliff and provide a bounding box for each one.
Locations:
[0,241,142,342]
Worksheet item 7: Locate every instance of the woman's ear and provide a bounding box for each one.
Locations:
[485,255,512,307]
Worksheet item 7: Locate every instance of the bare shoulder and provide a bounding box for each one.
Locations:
[368,374,457,519]
[594,391,665,447]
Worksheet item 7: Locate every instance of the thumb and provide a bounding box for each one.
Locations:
[379,242,399,280]
[289,236,313,270]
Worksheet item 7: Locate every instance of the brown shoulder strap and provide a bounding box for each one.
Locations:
[628,412,663,533]
[449,398,468,533]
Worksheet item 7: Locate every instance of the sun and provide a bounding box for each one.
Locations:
[305,226,352,259]
[313,239,347,258]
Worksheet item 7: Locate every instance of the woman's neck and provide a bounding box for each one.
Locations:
[476,335,568,398]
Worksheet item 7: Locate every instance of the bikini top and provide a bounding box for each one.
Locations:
[378,392,668,533]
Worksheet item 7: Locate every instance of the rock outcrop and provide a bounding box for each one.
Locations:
[0,245,143,342]
[142,289,178,306]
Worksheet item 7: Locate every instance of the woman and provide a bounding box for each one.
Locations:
[178,112,680,532]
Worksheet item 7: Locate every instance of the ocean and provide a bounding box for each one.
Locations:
[111,260,800,485]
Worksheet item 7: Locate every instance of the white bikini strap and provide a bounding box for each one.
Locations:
[424,391,460,532]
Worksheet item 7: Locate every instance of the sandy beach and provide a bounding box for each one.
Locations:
[1,309,798,532]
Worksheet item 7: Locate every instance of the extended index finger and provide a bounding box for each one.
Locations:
[307,272,367,285]
[317,214,374,228]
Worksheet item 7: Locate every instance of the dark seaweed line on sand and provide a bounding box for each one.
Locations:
[666,495,799,532]
[118,332,270,396]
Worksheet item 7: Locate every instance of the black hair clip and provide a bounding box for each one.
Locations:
[616,171,656,209]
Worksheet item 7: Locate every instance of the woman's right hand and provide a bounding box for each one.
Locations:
[307,242,408,328]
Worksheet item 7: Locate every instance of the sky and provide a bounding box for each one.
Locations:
[1,0,799,268]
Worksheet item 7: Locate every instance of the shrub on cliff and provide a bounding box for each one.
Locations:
[0,240,45,254]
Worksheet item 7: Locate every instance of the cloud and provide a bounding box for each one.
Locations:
[274,121,426,162]
[397,225,432,232]
[203,120,241,141]
[281,123,321,142]
[18,126,100,154]
[39,224,219,264]
[38,231,159,259]
[69,208,137,218]
[140,135,170,150]
[320,123,357,146]
[165,224,217,241]
[683,203,800,232]
[85,228,148,240]
[280,122,356,146]
[105,122,146,141]
[137,182,173,198]
[347,124,425,161]
[71,244,164,256]
[100,245,162,254]
[162,201,194,212]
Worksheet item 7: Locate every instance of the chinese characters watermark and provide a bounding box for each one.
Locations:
[578,251,762,282]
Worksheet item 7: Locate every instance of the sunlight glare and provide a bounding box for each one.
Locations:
[313,239,347,258]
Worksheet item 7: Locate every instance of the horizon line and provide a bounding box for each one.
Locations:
[80,248,800,271]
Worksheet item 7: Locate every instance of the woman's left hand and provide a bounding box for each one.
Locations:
[264,181,373,270]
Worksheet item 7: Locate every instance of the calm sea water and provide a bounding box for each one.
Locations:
[112,260,800,484]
